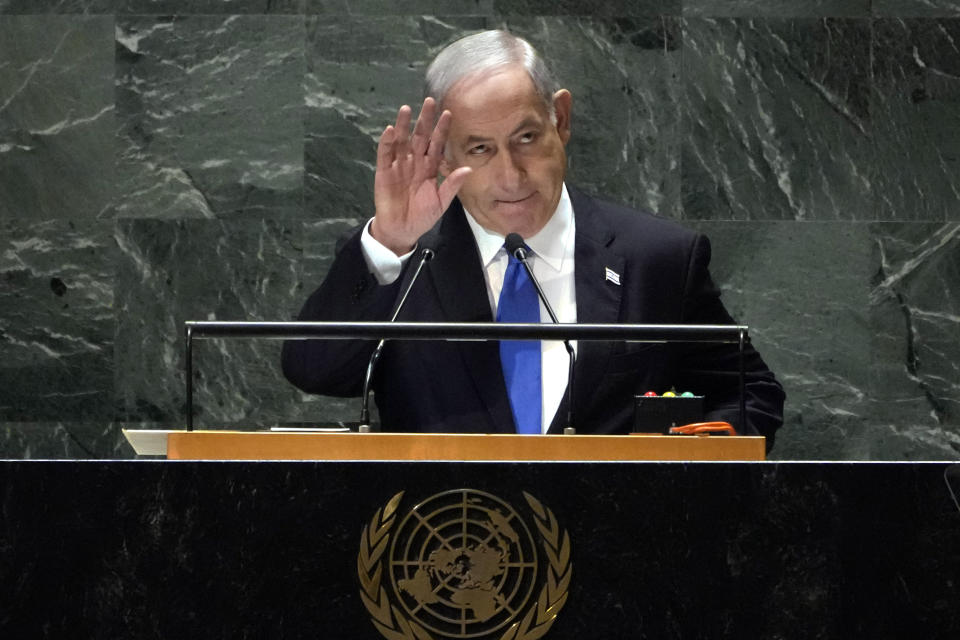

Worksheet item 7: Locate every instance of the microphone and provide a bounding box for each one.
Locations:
[504,233,577,433]
[358,245,435,431]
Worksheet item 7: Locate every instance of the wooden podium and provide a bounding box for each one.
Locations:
[127,430,766,461]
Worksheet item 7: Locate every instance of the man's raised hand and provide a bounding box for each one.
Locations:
[371,97,472,255]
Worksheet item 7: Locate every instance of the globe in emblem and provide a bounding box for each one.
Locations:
[389,489,539,638]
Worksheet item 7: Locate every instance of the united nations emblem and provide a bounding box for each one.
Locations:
[357,489,572,640]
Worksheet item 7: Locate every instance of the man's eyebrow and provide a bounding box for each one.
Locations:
[460,117,546,146]
[510,117,543,136]
[463,134,492,145]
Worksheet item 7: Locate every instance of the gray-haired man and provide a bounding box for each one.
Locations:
[283,30,785,446]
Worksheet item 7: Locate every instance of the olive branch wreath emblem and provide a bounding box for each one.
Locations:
[357,490,572,640]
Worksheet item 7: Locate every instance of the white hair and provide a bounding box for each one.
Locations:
[424,30,560,120]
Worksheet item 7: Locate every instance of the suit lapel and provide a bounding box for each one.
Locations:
[548,189,625,433]
[427,202,516,433]
[570,189,624,325]
[428,202,490,323]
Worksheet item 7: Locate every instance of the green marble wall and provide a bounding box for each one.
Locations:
[1,1,958,459]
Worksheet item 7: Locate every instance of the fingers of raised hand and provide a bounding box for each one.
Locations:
[437,166,472,210]
[377,125,398,170]
[414,109,451,180]
[410,98,436,157]
[426,109,452,161]
[392,104,413,150]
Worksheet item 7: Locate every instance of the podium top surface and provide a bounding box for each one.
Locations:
[124,430,766,461]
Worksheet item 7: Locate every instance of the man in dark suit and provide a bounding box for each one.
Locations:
[282,30,784,445]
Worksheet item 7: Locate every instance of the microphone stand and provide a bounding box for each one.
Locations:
[358,247,435,432]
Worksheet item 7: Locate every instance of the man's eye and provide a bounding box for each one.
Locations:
[519,132,536,143]
[468,145,488,155]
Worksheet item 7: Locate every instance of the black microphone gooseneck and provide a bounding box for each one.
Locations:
[358,246,435,431]
[504,233,576,433]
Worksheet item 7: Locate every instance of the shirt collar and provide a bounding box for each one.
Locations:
[463,183,573,273]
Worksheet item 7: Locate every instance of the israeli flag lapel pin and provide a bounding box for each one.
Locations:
[605,267,621,286]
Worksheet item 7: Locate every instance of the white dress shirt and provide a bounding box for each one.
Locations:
[360,184,577,433]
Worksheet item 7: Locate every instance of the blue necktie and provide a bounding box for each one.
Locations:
[497,249,542,434]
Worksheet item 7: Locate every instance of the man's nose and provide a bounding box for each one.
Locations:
[494,149,525,189]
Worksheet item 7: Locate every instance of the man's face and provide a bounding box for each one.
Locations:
[440,65,572,239]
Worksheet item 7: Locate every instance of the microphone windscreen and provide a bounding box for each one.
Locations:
[504,233,526,258]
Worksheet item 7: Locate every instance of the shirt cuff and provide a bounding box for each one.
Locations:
[360,218,414,285]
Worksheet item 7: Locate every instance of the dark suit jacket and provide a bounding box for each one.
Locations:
[282,187,785,445]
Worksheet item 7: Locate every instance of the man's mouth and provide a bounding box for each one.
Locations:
[496,193,535,206]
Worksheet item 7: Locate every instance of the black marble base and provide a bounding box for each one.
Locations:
[0,461,957,638]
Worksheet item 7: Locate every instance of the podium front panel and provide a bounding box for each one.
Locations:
[0,461,957,638]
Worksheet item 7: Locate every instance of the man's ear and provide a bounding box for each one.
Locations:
[552,89,572,145]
